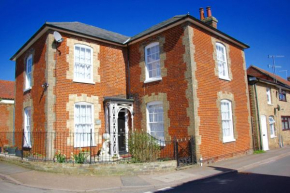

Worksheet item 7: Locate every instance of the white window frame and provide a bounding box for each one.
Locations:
[73,44,94,84]
[221,100,235,143]
[144,42,162,83]
[74,102,95,147]
[146,101,165,144]
[25,54,32,90]
[24,107,32,148]
[269,116,276,138]
[216,43,230,80]
[266,88,272,104]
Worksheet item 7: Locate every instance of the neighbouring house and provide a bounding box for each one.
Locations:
[248,65,290,151]
[10,6,252,162]
[0,80,15,148]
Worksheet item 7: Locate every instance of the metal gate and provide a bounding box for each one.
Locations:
[174,136,196,167]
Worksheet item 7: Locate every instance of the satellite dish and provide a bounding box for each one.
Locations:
[53,31,63,43]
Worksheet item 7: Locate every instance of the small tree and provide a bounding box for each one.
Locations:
[128,131,161,162]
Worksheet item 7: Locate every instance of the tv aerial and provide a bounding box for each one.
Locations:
[53,31,63,43]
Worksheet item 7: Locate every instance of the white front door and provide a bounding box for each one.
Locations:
[260,115,269,151]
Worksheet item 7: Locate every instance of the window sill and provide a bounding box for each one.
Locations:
[270,135,277,138]
[219,77,231,81]
[73,80,95,85]
[223,138,236,143]
[267,103,273,106]
[144,77,162,84]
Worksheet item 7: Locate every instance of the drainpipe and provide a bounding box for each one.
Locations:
[125,41,131,99]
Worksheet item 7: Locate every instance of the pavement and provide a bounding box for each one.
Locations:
[0,146,290,193]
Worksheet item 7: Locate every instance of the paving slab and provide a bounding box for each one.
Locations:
[121,176,150,186]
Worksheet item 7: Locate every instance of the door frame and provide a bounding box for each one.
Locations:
[260,115,269,151]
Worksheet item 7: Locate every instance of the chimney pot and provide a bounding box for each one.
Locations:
[199,8,205,20]
[206,6,212,17]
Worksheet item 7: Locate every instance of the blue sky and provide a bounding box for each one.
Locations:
[0,0,289,81]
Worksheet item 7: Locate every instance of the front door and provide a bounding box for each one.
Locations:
[118,111,126,154]
[260,115,269,151]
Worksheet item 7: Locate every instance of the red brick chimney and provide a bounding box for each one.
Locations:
[201,6,218,28]
[199,8,205,20]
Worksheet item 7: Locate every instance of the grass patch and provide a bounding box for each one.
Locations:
[254,150,265,154]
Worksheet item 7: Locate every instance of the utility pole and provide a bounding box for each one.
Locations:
[268,55,284,83]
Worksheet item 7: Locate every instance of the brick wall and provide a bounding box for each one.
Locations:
[129,23,252,161]
[0,103,14,147]
[15,33,48,151]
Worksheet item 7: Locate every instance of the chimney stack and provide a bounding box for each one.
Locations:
[287,76,290,82]
[200,6,218,29]
[199,8,205,20]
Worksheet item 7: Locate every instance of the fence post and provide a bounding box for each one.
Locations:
[173,137,179,167]
[190,135,195,164]
[21,129,24,160]
[90,129,92,164]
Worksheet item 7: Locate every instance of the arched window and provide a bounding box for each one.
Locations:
[25,54,32,90]
[74,102,94,147]
[221,100,235,142]
[269,116,276,138]
[145,42,161,82]
[216,43,229,80]
[74,44,93,83]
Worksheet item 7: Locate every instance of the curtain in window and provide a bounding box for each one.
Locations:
[216,44,228,78]
[26,56,32,88]
[24,108,31,148]
[74,46,92,81]
[148,104,164,141]
[74,104,93,147]
[221,100,234,141]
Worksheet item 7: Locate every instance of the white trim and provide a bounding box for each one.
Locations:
[73,44,94,84]
[0,99,14,104]
[74,102,95,148]
[221,99,235,143]
[266,87,272,104]
[145,42,161,82]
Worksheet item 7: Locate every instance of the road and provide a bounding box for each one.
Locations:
[0,155,290,193]
[155,155,290,193]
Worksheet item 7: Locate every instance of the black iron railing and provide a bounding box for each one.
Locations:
[0,131,195,165]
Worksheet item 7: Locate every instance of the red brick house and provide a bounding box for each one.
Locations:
[10,7,252,162]
[0,80,15,148]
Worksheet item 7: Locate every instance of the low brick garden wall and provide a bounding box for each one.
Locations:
[0,154,177,176]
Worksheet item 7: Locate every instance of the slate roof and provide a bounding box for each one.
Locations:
[248,65,290,87]
[130,15,187,41]
[46,22,130,44]
[0,80,15,100]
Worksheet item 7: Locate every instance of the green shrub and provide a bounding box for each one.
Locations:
[128,131,161,162]
[74,150,89,164]
[55,150,66,163]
